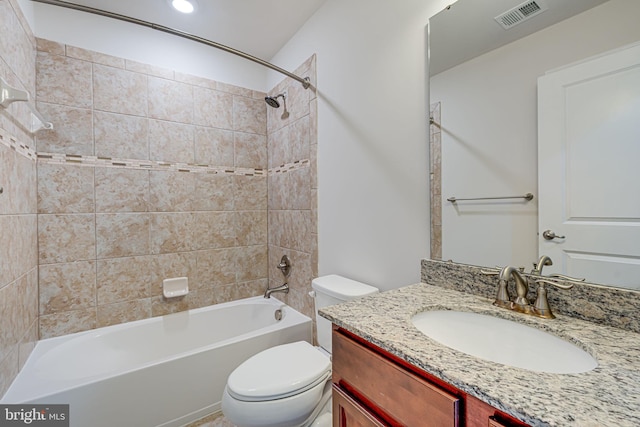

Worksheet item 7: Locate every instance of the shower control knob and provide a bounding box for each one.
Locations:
[277,255,291,277]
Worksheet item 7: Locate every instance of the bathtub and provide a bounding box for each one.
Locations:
[1,296,312,427]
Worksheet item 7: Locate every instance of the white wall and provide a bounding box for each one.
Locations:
[430,0,640,269]
[17,0,268,91]
[268,0,452,290]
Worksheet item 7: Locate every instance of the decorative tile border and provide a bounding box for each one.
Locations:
[0,127,37,161]
[1,127,309,177]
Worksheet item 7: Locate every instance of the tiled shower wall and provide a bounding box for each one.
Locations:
[34,40,318,338]
[0,0,39,396]
[266,57,318,322]
[1,0,318,394]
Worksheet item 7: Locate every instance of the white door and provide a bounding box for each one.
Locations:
[538,41,640,290]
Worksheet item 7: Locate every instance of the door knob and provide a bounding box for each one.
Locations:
[542,230,565,240]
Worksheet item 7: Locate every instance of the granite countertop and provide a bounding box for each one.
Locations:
[320,283,640,427]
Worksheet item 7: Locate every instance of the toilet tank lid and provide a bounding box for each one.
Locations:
[311,275,379,300]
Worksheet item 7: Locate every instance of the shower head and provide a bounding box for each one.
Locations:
[265,95,281,108]
[264,93,289,119]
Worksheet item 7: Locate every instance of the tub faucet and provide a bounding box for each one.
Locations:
[264,282,289,299]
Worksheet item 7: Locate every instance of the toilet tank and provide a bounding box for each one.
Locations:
[311,275,379,353]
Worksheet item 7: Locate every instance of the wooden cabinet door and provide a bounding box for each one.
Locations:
[333,385,387,427]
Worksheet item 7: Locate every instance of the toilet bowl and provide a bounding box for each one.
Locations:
[221,275,378,427]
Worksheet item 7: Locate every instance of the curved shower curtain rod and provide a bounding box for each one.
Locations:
[31,0,312,89]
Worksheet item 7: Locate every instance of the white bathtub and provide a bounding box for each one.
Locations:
[1,296,312,427]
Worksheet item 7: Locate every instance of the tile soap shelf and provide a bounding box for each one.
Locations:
[1,77,53,132]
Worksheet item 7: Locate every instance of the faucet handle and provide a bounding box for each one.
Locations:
[548,273,585,282]
[535,279,574,290]
[480,266,503,275]
[533,279,573,319]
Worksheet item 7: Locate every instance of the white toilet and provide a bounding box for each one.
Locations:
[221,275,379,427]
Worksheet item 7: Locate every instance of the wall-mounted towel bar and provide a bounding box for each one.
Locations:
[0,78,53,132]
[447,193,534,203]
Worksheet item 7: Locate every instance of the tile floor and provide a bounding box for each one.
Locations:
[185,412,237,427]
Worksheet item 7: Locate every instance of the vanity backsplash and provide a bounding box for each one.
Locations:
[421,259,640,334]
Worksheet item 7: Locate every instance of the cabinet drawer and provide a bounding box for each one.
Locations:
[333,384,387,427]
[333,330,460,427]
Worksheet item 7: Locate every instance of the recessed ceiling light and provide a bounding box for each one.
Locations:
[170,0,197,14]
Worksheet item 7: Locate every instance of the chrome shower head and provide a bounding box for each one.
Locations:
[264,93,289,119]
[265,95,281,108]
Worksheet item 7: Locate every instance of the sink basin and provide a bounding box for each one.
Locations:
[411,310,597,374]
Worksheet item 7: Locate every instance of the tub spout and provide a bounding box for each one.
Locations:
[264,283,289,298]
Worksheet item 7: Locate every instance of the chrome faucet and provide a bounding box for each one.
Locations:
[264,255,292,298]
[532,255,553,275]
[264,282,289,299]
[484,256,577,319]
[498,266,529,308]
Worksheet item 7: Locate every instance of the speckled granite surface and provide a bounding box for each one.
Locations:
[320,284,640,426]
[421,259,640,333]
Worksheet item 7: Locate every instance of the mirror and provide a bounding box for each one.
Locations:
[428,0,640,290]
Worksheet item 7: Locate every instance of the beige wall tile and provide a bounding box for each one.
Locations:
[268,125,289,168]
[39,308,97,339]
[234,175,267,211]
[96,256,153,305]
[0,144,36,215]
[148,76,193,123]
[233,96,266,134]
[193,88,233,129]
[150,294,191,316]
[268,210,311,253]
[36,38,64,55]
[95,168,149,213]
[174,72,217,90]
[93,64,148,116]
[148,119,194,163]
[97,299,151,328]
[151,252,196,296]
[66,45,125,68]
[0,215,37,287]
[289,116,310,160]
[149,170,194,212]
[36,52,92,108]
[0,278,19,362]
[237,211,267,246]
[194,126,234,166]
[234,132,267,169]
[268,173,286,211]
[36,102,94,155]
[216,82,254,98]
[96,213,150,258]
[37,162,95,214]
[0,346,19,397]
[195,248,238,289]
[125,60,174,79]
[94,111,149,160]
[38,214,96,264]
[193,173,234,211]
[39,261,96,315]
[287,168,311,210]
[150,212,194,254]
[193,211,236,250]
[236,245,268,282]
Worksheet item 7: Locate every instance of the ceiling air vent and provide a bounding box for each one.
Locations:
[494,0,548,30]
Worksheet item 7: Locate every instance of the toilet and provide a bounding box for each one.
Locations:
[221,275,379,427]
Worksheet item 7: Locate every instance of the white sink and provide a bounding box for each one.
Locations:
[411,310,597,374]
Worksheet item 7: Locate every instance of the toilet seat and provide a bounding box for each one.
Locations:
[227,341,331,402]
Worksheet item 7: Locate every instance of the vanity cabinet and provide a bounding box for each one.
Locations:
[332,326,529,427]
